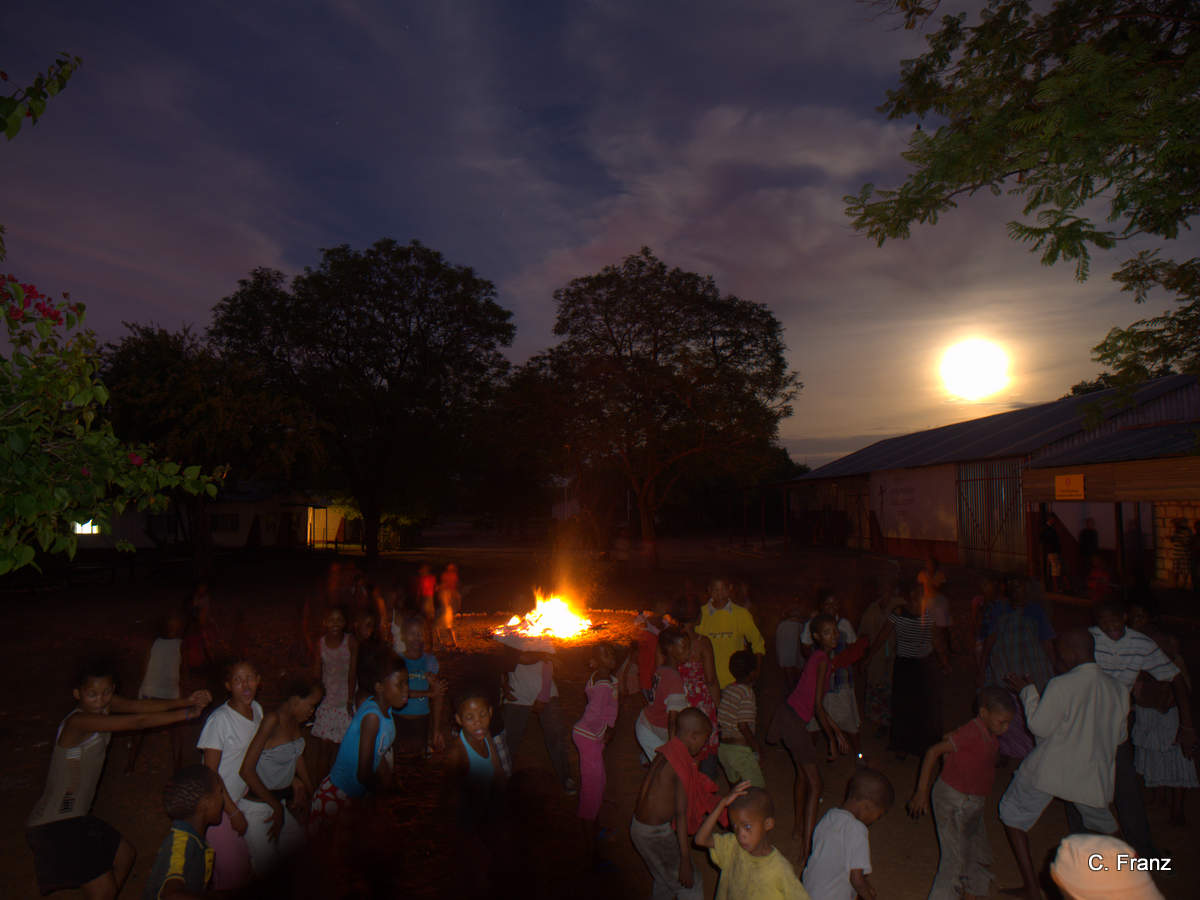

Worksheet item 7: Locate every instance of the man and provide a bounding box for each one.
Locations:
[697,578,765,689]
[998,629,1128,900]
[1084,597,1197,858]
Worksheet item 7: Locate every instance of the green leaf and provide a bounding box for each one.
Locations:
[12,543,35,571]
[204,483,219,498]
[71,387,94,406]
[183,465,201,480]
[4,104,25,140]
[7,430,29,455]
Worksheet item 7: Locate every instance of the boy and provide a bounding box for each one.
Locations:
[908,686,1016,900]
[630,708,721,900]
[802,768,892,900]
[717,650,765,789]
[999,628,1129,900]
[143,766,223,899]
[696,784,808,899]
[395,615,446,757]
[502,648,576,793]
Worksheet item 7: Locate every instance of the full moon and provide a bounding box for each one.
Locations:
[939,339,1010,401]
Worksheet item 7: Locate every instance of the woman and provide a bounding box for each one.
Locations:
[867,578,950,760]
[857,578,903,733]
[673,599,722,779]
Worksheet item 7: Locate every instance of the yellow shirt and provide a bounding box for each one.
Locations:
[697,602,766,688]
[709,832,810,900]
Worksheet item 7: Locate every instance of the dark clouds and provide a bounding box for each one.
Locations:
[2,1,1183,468]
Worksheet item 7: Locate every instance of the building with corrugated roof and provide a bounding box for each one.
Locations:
[786,375,1199,580]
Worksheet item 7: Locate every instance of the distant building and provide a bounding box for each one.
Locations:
[786,374,1199,581]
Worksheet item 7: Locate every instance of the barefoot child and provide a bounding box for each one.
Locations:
[767,613,866,863]
[26,657,210,899]
[908,686,1016,900]
[238,676,323,876]
[197,659,263,891]
[128,612,187,773]
[308,647,409,833]
[696,783,808,899]
[310,606,357,780]
[630,708,723,900]
[573,643,620,840]
[800,592,861,760]
[802,768,893,900]
[717,650,765,789]
[142,765,224,899]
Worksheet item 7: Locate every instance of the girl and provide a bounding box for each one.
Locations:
[857,578,902,733]
[310,605,357,780]
[767,613,862,864]
[126,612,186,773]
[197,659,263,891]
[633,627,691,764]
[572,643,620,838]
[26,658,209,900]
[868,578,950,760]
[238,675,323,876]
[308,647,409,833]
[801,591,861,760]
[1129,604,1197,825]
[447,684,507,829]
[673,600,722,779]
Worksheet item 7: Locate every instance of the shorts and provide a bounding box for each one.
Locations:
[766,702,819,765]
[998,769,1116,834]
[26,816,122,895]
[717,743,766,788]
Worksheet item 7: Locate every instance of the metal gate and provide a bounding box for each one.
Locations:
[956,459,1027,571]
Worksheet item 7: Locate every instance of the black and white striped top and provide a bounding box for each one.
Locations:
[889,610,934,659]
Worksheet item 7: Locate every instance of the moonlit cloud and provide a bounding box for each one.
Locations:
[2,0,1189,468]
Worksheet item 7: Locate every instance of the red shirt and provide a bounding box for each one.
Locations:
[940,717,999,796]
[645,666,686,729]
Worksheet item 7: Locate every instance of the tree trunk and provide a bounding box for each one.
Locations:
[636,488,660,569]
[361,497,381,568]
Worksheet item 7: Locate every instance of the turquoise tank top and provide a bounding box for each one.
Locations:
[329,699,394,797]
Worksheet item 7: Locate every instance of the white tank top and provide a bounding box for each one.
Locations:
[140,638,182,699]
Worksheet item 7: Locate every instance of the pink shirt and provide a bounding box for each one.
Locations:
[645,667,686,729]
[786,648,830,721]
[574,673,619,740]
[940,717,999,796]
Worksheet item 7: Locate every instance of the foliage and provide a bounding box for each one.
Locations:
[539,247,800,548]
[847,1,1200,383]
[1,277,218,575]
[208,239,515,562]
[0,55,83,260]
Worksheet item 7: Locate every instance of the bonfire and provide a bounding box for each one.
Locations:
[493,590,593,644]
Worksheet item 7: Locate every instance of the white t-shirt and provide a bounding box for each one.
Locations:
[139,637,182,699]
[802,807,871,900]
[197,700,263,802]
[508,661,558,705]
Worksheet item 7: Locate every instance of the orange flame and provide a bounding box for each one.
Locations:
[494,590,592,640]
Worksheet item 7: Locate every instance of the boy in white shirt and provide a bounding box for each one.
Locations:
[802,768,892,900]
[998,628,1129,900]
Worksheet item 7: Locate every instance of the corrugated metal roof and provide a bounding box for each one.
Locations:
[1030,422,1200,468]
[803,374,1197,480]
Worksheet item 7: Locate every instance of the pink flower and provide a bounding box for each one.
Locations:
[128,452,144,467]
[81,466,91,477]
[8,305,23,320]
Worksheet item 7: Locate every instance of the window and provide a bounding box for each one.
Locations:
[209,513,240,533]
[73,520,100,535]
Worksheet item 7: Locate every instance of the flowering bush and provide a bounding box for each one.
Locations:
[1,274,219,574]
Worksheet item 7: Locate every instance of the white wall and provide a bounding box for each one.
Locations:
[869,464,958,542]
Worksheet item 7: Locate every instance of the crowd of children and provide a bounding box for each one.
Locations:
[24,563,1198,899]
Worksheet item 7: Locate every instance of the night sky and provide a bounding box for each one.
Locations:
[4,1,1186,467]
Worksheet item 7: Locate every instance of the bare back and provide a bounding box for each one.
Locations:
[634,755,678,825]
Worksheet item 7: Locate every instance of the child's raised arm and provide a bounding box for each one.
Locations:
[695,781,750,848]
[908,736,954,817]
[849,868,876,900]
[109,690,211,715]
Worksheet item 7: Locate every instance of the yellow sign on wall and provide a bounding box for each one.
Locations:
[1055,474,1085,500]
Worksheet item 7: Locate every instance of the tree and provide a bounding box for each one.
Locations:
[101,324,321,571]
[1,277,217,574]
[541,248,800,556]
[208,239,515,563]
[846,1,1200,382]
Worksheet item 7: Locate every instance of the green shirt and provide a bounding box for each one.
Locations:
[697,602,766,688]
[710,832,809,900]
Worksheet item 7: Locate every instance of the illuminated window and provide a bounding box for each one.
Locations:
[74,520,99,535]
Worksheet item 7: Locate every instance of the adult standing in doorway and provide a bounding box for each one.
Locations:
[1040,515,1064,593]
[696,577,766,690]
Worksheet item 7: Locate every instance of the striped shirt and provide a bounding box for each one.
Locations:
[143,821,213,899]
[1089,626,1179,690]
[717,683,757,743]
[889,610,934,659]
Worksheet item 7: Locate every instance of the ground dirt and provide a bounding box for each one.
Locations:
[2,539,1196,898]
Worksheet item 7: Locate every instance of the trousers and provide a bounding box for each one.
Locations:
[573,731,606,821]
[929,778,992,899]
[502,700,570,787]
[629,818,703,900]
[1065,739,1155,857]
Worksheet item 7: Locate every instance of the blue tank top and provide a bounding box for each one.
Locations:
[460,730,494,786]
[328,699,395,798]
